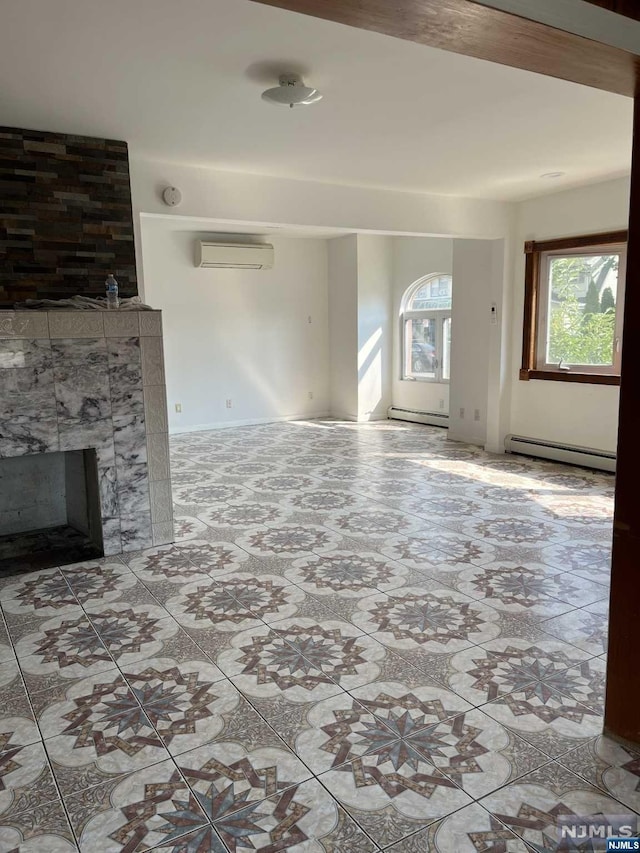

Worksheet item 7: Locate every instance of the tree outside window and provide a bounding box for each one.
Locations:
[521,231,626,384]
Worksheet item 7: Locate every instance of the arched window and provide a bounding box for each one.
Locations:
[401,274,452,382]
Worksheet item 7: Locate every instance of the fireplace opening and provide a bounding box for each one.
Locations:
[0,449,104,576]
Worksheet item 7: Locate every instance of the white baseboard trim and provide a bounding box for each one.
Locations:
[505,434,616,472]
[484,443,506,455]
[447,430,485,447]
[326,413,389,423]
[170,412,331,435]
[358,413,389,422]
[326,413,358,422]
[388,407,449,428]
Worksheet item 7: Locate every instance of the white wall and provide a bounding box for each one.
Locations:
[141,218,330,432]
[136,161,628,453]
[391,237,453,415]
[449,240,495,445]
[357,235,393,420]
[131,156,513,297]
[328,236,359,420]
[327,234,393,421]
[485,238,512,454]
[509,177,630,453]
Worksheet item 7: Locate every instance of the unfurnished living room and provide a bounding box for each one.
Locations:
[0,1,639,851]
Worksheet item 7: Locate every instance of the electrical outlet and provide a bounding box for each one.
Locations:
[225,399,232,409]
[474,409,481,421]
[439,399,445,410]
[308,391,314,400]
[175,403,182,413]
[459,407,465,419]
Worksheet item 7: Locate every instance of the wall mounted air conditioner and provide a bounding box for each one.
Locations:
[195,242,274,270]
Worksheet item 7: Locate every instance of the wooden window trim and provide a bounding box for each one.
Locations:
[520,229,627,386]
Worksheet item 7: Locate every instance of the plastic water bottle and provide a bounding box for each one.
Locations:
[105,274,119,310]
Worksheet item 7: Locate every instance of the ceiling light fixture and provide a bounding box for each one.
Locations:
[261,74,323,108]
[540,171,566,179]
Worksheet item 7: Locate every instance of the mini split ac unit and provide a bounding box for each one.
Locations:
[195,241,274,270]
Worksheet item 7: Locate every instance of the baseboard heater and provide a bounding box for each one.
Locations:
[388,407,449,428]
[505,434,616,473]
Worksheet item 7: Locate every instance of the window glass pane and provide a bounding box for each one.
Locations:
[442,316,452,381]
[406,317,437,378]
[546,253,619,367]
[410,275,452,311]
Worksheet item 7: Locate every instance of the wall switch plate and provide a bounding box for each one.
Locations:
[225,399,232,409]
[439,399,445,409]
[459,407,465,419]
[174,403,182,413]
[474,409,481,421]
[308,391,314,400]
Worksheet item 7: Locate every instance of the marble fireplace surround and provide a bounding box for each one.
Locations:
[0,309,173,557]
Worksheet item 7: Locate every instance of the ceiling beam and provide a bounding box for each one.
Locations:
[249,0,640,96]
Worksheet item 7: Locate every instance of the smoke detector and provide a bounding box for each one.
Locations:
[261,74,323,108]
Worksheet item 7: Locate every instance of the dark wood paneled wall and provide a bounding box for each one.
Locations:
[0,127,137,304]
[604,94,640,747]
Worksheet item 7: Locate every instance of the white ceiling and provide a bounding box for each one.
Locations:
[0,0,633,201]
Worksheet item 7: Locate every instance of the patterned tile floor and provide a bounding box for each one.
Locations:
[1,419,638,852]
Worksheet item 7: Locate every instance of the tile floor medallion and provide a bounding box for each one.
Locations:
[285,551,410,596]
[280,488,366,514]
[0,617,12,663]
[541,598,609,657]
[60,561,155,608]
[220,616,387,696]
[129,540,250,589]
[479,762,639,852]
[558,734,640,814]
[0,419,629,850]
[189,572,307,624]
[385,801,533,852]
[197,501,291,530]
[234,523,343,559]
[324,507,423,539]
[437,637,592,706]
[172,482,251,507]
[120,658,234,757]
[85,601,185,667]
[542,654,607,715]
[173,515,209,541]
[381,532,497,572]
[0,568,81,621]
[318,732,474,846]
[401,707,549,799]
[177,739,312,820]
[212,777,378,852]
[352,586,501,672]
[13,612,116,696]
[453,561,607,616]
[37,669,168,796]
[482,680,604,758]
[66,757,210,853]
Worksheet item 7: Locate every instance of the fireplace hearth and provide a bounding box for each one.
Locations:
[0,309,173,575]
[0,448,104,575]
